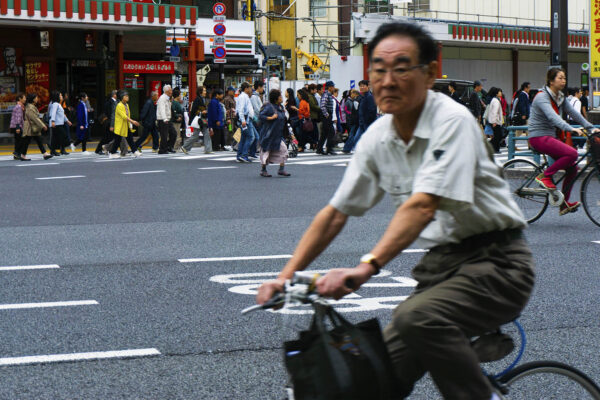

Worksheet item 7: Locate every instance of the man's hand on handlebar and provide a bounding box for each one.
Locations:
[572,128,585,136]
[315,264,375,300]
[256,278,286,305]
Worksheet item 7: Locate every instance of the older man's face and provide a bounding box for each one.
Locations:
[369,35,435,116]
[4,48,16,68]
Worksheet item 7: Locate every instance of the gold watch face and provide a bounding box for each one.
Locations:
[361,254,375,264]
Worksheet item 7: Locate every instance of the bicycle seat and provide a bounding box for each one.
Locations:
[471,331,515,363]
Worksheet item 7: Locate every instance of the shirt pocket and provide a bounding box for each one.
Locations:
[379,174,413,207]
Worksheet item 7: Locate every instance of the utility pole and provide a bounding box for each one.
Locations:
[550,0,568,87]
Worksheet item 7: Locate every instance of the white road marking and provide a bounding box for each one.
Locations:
[333,163,348,167]
[0,348,161,366]
[16,163,60,167]
[403,249,428,253]
[94,158,133,162]
[214,156,239,162]
[593,241,600,244]
[0,300,98,310]
[179,254,293,263]
[289,158,352,165]
[35,175,85,180]
[172,154,228,160]
[198,166,238,170]
[121,170,165,175]
[0,264,60,271]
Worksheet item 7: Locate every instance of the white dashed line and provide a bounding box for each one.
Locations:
[179,254,293,263]
[0,348,161,366]
[0,264,60,271]
[35,175,85,180]
[121,170,166,175]
[16,163,60,167]
[198,166,238,170]
[0,300,99,310]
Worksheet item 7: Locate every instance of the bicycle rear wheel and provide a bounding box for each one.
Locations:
[502,159,549,223]
[499,360,600,399]
[581,168,600,227]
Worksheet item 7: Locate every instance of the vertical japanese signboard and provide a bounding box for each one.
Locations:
[25,62,50,111]
[592,0,600,78]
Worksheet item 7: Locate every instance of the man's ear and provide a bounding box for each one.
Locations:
[425,61,438,89]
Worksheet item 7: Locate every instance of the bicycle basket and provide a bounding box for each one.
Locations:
[283,303,398,400]
[589,133,600,169]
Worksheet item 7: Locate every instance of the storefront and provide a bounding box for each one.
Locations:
[122,60,175,119]
[0,0,197,134]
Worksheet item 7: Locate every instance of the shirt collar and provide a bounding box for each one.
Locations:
[545,86,564,106]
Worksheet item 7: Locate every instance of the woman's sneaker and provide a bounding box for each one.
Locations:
[559,201,581,216]
[535,173,556,190]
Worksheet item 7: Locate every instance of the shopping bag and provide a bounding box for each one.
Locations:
[185,126,193,138]
[191,115,201,129]
[233,127,241,143]
[284,303,397,400]
[302,118,314,133]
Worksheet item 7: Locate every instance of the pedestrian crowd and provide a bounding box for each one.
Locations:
[445,78,590,154]
[8,80,382,177]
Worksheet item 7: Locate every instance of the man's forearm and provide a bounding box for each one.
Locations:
[368,193,439,268]
[278,205,348,280]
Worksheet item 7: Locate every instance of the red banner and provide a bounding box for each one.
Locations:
[25,61,50,111]
[122,60,174,74]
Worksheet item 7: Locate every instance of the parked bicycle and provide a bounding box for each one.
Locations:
[502,130,600,225]
[243,272,600,399]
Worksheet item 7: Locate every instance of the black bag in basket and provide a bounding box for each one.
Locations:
[284,303,397,400]
[589,133,600,169]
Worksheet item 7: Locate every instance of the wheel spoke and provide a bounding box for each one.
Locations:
[502,159,548,224]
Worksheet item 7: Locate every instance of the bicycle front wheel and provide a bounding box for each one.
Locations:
[499,360,600,399]
[502,159,549,223]
[581,168,600,227]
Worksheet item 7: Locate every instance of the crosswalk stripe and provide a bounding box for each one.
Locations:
[0,300,98,310]
[0,264,60,271]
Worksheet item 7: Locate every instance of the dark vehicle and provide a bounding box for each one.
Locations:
[432,78,475,108]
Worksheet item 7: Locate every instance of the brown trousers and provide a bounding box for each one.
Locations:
[383,230,534,400]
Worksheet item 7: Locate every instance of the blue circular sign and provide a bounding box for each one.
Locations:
[213,47,226,59]
[214,24,226,36]
[170,44,180,57]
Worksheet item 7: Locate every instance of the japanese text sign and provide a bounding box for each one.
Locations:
[122,61,175,74]
[591,0,600,78]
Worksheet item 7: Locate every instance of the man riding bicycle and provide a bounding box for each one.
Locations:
[528,67,599,215]
[257,22,534,400]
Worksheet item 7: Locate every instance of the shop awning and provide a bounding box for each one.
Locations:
[0,0,197,30]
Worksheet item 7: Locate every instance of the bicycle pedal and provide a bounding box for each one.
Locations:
[547,189,565,207]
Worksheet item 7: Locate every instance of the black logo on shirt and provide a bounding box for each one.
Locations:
[433,149,445,160]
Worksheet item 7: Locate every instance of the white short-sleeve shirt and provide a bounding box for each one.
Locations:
[329,90,526,249]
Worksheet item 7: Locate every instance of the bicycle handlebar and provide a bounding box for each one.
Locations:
[241,271,356,315]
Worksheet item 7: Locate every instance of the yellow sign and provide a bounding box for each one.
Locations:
[592,0,600,78]
[307,55,323,72]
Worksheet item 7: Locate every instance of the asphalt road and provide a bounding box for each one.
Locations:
[0,149,599,399]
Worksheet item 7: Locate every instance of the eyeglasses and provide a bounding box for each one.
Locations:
[368,64,426,81]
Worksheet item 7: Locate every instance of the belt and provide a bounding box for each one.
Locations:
[430,228,524,254]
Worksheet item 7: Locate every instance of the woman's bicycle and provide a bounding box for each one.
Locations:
[243,272,600,399]
[502,130,600,225]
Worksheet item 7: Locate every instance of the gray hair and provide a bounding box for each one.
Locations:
[163,84,172,92]
[151,91,158,97]
[111,90,118,97]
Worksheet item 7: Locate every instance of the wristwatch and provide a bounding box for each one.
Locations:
[360,253,381,275]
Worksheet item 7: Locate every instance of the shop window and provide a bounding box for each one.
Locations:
[407,0,430,12]
[310,0,326,18]
[309,40,327,54]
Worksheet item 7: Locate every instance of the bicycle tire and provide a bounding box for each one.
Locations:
[502,159,549,224]
[581,168,600,227]
[499,360,600,399]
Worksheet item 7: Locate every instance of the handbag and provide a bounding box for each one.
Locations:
[302,118,314,133]
[284,303,397,400]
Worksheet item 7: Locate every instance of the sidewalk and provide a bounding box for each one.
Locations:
[0,141,170,156]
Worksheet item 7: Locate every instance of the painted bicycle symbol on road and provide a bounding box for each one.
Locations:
[210,270,417,314]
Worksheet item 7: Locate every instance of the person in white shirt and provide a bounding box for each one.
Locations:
[485,87,504,153]
[156,85,176,154]
[235,82,256,162]
[257,22,533,400]
[566,87,582,123]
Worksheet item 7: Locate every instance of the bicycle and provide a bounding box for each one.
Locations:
[502,130,600,225]
[243,272,600,399]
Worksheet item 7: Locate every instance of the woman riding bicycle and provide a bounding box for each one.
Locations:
[528,67,597,215]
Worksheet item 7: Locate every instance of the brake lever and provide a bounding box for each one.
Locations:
[241,292,285,314]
